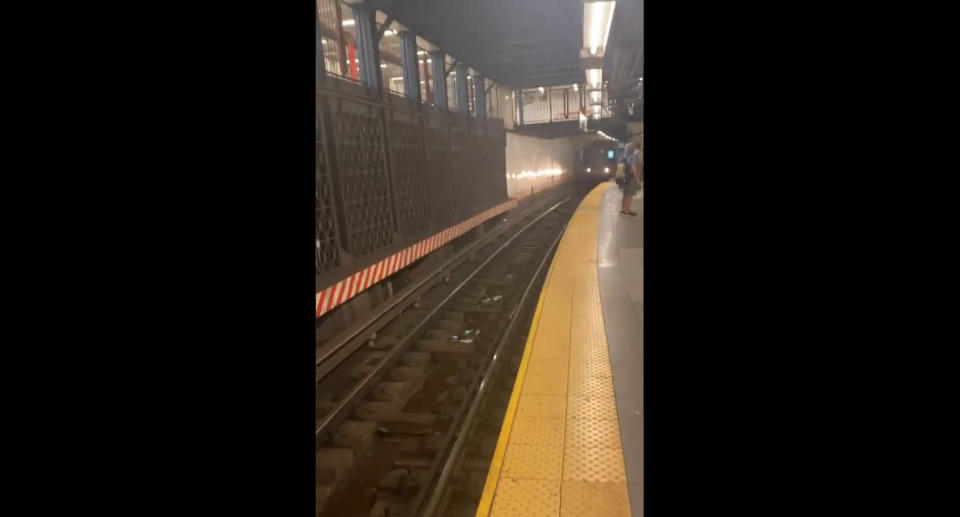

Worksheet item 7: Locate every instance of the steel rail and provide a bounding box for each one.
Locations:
[316,198,569,437]
[415,215,567,517]
[318,200,538,371]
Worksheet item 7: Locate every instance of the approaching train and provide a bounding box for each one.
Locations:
[577,140,623,183]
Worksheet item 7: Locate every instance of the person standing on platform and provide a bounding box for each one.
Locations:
[635,138,644,195]
[620,142,641,216]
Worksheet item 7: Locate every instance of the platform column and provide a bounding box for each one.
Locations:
[399,30,420,102]
[316,7,326,81]
[454,62,469,115]
[474,75,487,119]
[349,1,381,92]
[430,51,447,108]
[516,89,524,126]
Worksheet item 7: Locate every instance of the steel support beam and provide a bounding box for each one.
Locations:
[430,51,447,108]
[316,10,326,81]
[548,87,553,123]
[334,0,348,78]
[351,3,381,92]
[375,15,394,42]
[474,75,487,120]
[454,63,469,114]
[516,89,524,126]
[399,31,420,102]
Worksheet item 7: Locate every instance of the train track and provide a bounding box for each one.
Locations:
[316,190,579,517]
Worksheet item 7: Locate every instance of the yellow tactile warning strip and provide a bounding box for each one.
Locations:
[476,183,631,517]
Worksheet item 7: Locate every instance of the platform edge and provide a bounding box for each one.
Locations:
[473,239,558,517]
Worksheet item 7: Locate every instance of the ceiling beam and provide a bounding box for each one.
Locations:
[361,0,594,91]
[375,15,394,42]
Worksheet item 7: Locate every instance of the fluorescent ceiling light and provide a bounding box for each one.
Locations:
[572,84,579,91]
[584,1,616,56]
[342,19,355,26]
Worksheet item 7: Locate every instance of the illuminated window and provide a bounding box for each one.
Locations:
[316,0,358,80]
[341,7,361,81]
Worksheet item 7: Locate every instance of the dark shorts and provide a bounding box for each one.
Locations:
[623,179,638,196]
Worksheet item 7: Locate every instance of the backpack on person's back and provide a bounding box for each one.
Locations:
[615,154,627,186]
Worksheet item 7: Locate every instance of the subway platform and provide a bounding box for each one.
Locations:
[475,181,643,517]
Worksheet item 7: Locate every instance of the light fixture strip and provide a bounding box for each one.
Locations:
[601,1,617,54]
[584,1,617,56]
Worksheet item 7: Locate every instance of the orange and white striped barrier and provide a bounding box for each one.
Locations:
[317,199,519,318]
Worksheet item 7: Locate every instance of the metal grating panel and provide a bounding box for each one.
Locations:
[387,119,430,236]
[316,83,510,306]
[316,105,341,273]
[424,126,456,226]
[332,110,395,257]
[448,124,475,219]
[481,134,507,210]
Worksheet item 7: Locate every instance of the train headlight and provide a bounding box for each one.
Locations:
[604,167,610,173]
[585,167,592,173]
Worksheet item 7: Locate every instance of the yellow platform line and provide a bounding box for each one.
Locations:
[474,233,560,516]
[476,182,627,517]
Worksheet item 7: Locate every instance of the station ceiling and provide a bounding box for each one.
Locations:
[368,0,585,90]
[369,0,642,100]
[605,1,643,101]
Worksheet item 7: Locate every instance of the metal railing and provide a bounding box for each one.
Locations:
[516,84,614,126]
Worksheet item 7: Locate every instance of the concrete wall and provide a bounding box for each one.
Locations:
[626,121,643,162]
[504,132,603,199]
[627,121,643,146]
